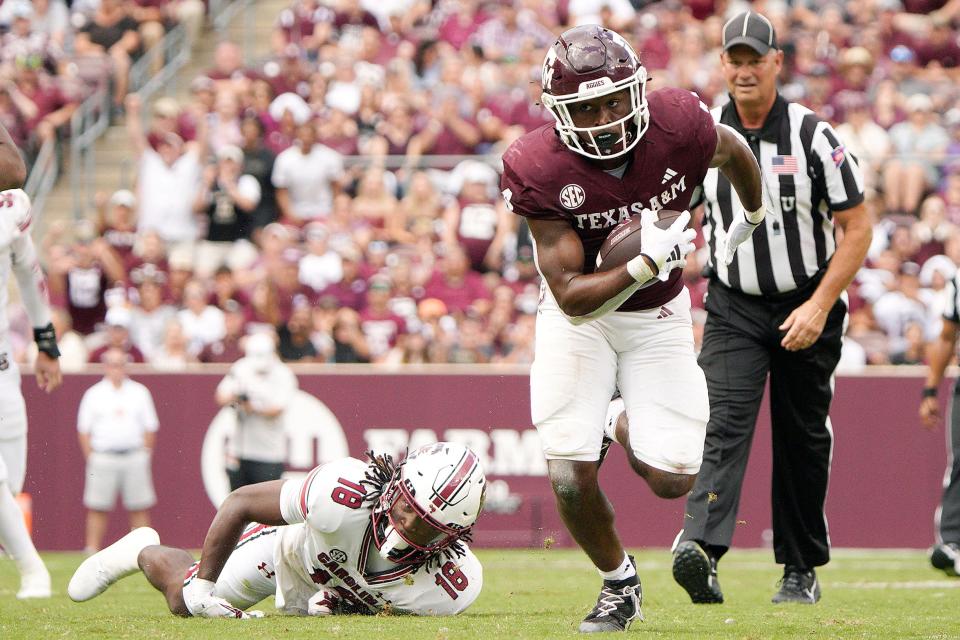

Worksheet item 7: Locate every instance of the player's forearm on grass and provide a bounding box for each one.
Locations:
[196,481,287,582]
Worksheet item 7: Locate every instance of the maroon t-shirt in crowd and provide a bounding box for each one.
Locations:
[500,87,717,312]
[453,196,498,273]
[422,270,491,314]
[66,265,108,335]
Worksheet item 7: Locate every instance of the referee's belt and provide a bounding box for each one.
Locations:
[95,448,141,455]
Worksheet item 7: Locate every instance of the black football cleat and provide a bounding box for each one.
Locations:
[771,566,821,604]
[579,557,643,633]
[672,540,723,604]
[929,543,960,576]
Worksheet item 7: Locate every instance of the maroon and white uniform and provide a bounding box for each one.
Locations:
[0,190,53,493]
[500,88,714,471]
[183,458,482,616]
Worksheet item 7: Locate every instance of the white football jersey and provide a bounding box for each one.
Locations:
[0,189,50,354]
[275,457,483,616]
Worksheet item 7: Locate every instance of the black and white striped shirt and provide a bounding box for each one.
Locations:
[700,94,865,296]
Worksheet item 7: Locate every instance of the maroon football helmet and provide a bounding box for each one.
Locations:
[540,25,649,160]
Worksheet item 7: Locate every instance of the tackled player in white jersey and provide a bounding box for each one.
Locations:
[0,120,63,599]
[68,442,486,618]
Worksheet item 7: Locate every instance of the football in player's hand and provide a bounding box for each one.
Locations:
[595,209,684,272]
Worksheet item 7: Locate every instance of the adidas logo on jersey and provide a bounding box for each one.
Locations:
[661,168,678,184]
[656,306,674,319]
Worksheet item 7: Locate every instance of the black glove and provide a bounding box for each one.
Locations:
[34,323,60,358]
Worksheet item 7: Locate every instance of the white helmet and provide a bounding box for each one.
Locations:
[371,442,486,565]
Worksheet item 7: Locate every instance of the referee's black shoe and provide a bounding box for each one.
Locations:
[929,543,960,576]
[672,540,723,603]
[771,566,821,604]
[579,556,643,633]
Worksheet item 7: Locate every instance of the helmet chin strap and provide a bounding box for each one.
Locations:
[377,525,411,561]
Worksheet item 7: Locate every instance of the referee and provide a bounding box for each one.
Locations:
[671,11,872,605]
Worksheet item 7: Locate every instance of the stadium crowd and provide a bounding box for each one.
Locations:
[5,0,960,369]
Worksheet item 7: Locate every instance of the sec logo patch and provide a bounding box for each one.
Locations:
[559,184,585,210]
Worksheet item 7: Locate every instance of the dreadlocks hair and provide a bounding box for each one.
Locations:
[360,449,399,505]
[360,449,473,572]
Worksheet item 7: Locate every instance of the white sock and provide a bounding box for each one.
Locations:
[598,551,636,582]
[0,485,46,575]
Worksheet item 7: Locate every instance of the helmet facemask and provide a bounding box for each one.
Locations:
[369,444,485,566]
[541,67,649,160]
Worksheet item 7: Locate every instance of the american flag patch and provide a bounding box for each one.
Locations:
[771,155,798,174]
[831,145,845,168]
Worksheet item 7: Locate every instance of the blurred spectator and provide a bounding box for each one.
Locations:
[149,318,196,369]
[239,115,279,234]
[407,91,481,161]
[7,54,77,155]
[72,0,140,111]
[272,119,344,223]
[208,265,250,312]
[397,170,443,244]
[247,279,282,330]
[94,190,139,264]
[88,306,146,363]
[351,166,399,241]
[317,244,367,310]
[890,320,927,364]
[873,261,929,343]
[77,347,159,553]
[128,272,176,361]
[423,245,492,314]
[215,331,297,490]
[442,160,511,273]
[884,93,950,215]
[176,279,226,355]
[329,306,370,363]
[472,1,552,63]
[145,96,196,149]
[193,144,261,279]
[46,223,126,336]
[298,222,342,292]
[126,93,205,248]
[359,275,407,362]
[277,296,318,361]
[835,92,890,198]
[198,299,247,363]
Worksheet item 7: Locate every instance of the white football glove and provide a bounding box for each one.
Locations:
[637,209,696,277]
[182,578,263,619]
[307,589,340,616]
[718,206,766,266]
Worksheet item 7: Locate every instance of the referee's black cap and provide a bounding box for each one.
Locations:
[722,11,778,55]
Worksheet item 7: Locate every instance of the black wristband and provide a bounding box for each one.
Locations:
[33,323,60,358]
[922,387,938,399]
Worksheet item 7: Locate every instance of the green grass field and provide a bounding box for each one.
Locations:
[1,548,958,639]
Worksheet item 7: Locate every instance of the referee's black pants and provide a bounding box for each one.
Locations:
[679,279,845,569]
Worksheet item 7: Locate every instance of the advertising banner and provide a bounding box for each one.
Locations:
[22,370,946,551]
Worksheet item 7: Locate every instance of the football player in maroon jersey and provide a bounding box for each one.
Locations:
[500,25,767,632]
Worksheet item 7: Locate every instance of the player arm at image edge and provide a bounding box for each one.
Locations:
[920,311,959,428]
[1,124,62,389]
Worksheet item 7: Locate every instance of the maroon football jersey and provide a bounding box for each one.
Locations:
[500,87,717,312]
